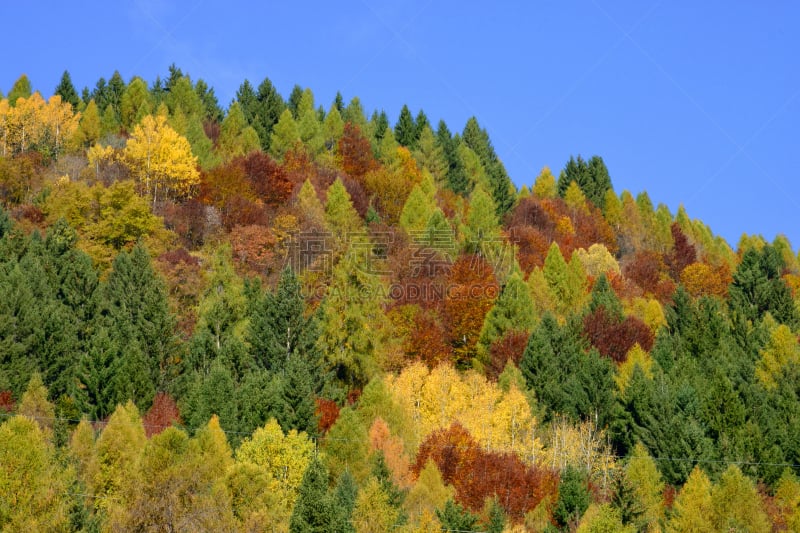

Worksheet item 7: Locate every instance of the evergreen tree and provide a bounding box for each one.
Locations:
[119,77,152,129]
[477,271,535,357]
[248,267,321,373]
[729,245,798,327]
[394,104,417,147]
[462,117,515,215]
[437,120,469,195]
[54,70,80,109]
[289,458,336,533]
[287,84,304,118]
[557,155,612,208]
[331,470,358,533]
[554,466,591,530]
[436,499,479,532]
[520,314,615,424]
[194,78,223,121]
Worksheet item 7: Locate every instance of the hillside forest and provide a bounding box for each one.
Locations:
[1,67,800,532]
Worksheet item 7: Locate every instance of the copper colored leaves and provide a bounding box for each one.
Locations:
[413,422,557,522]
[582,307,653,363]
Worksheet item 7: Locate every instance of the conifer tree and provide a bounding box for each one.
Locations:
[289,458,336,533]
[463,184,500,256]
[413,125,449,183]
[217,101,260,161]
[8,74,32,106]
[119,77,152,129]
[399,183,436,234]
[436,120,469,195]
[477,271,535,358]
[325,178,362,241]
[462,117,515,215]
[557,155,612,208]
[394,104,417,147]
[54,70,80,109]
[270,108,300,160]
[666,466,714,533]
[532,166,557,198]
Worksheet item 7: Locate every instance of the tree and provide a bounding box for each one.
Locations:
[666,466,714,532]
[325,178,363,242]
[289,458,336,533]
[520,314,615,424]
[123,114,200,205]
[557,155,612,208]
[413,126,448,183]
[54,70,80,109]
[394,104,417,147]
[461,117,515,216]
[338,122,378,180]
[553,466,590,530]
[76,99,101,147]
[756,323,800,389]
[0,416,71,531]
[533,166,557,199]
[543,242,588,317]
[270,109,301,160]
[17,372,55,435]
[729,245,798,327]
[710,465,770,532]
[119,77,152,130]
[351,477,401,533]
[7,74,32,106]
[217,101,260,161]
[463,184,501,257]
[477,271,535,361]
[436,499,479,532]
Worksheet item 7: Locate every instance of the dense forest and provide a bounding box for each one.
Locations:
[1,67,799,532]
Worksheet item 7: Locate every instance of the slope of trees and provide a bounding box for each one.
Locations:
[0,68,799,531]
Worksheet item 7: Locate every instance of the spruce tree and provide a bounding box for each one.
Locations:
[289,458,335,533]
[462,117,515,215]
[394,104,417,147]
[54,70,80,109]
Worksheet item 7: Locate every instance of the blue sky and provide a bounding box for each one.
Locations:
[4,1,799,250]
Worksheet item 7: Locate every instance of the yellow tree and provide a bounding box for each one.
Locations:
[123,114,199,206]
[666,466,714,533]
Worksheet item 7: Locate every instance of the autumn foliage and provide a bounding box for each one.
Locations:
[142,392,182,438]
[413,422,558,521]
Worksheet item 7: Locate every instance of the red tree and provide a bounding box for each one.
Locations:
[486,330,530,380]
[582,307,654,363]
[243,151,293,207]
[0,390,14,413]
[142,392,182,438]
[413,422,558,522]
[337,122,378,181]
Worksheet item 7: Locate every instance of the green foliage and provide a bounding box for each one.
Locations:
[462,117,515,215]
[477,271,535,359]
[436,498,479,532]
[8,74,32,106]
[729,244,798,327]
[557,154,613,208]
[553,466,590,529]
[289,458,336,533]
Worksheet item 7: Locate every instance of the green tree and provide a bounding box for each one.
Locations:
[729,244,798,327]
[54,70,80,109]
[533,166,557,199]
[8,74,32,106]
[436,499,479,532]
[289,458,336,533]
[399,183,436,234]
[557,155,612,208]
[477,271,535,358]
[437,121,469,195]
[553,466,591,530]
[217,101,260,161]
[413,125,448,183]
[394,104,417,147]
[119,76,152,130]
[462,117,515,215]
[463,184,500,256]
[325,178,363,241]
[270,108,300,160]
[543,242,588,317]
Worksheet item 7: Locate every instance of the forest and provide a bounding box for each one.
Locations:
[0,66,799,532]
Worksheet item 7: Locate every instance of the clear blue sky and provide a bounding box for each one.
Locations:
[4,1,799,251]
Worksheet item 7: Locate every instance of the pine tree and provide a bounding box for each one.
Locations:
[194,78,223,121]
[54,70,80,109]
[331,471,358,533]
[437,120,469,195]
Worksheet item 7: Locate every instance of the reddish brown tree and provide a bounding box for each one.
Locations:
[486,330,530,380]
[142,392,182,438]
[413,422,558,522]
[229,224,278,276]
[582,307,654,363]
[337,122,378,181]
[443,255,499,367]
[243,151,293,207]
[623,250,675,301]
[665,223,697,280]
[0,390,14,413]
[315,398,340,435]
